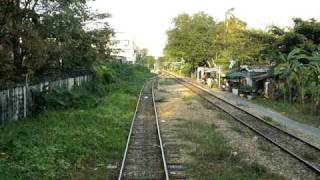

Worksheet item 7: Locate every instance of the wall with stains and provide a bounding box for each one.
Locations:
[0,74,92,123]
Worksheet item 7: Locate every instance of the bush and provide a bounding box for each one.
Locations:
[181,63,193,77]
[34,62,152,111]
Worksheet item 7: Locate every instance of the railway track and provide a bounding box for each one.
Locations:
[163,71,320,175]
[118,79,169,180]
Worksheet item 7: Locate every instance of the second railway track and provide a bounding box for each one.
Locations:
[163,70,320,175]
[118,79,169,180]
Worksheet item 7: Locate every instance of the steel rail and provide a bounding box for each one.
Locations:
[163,71,320,174]
[152,80,170,180]
[118,79,169,179]
[118,83,145,180]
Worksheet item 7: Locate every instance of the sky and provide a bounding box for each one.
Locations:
[89,0,320,58]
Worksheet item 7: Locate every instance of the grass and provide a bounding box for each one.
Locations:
[158,78,176,85]
[253,97,320,127]
[262,116,284,128]
[0,63,153,179]
[177,120,284,180]
[154,96,166,102]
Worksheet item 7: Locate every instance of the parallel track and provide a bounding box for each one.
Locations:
[118,79,169,180]
[163,71,320,175]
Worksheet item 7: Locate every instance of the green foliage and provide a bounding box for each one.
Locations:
[239,84,252,94]
[164,11,275,71]
[271,48,320,109]
[0,63,153,179]
[0,0,114,83]
[136,48,156,69]
[180,63,193,76]
[254,97,320,127]
[165,12,217,66]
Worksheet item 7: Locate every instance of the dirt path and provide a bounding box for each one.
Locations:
[155,77,319,180]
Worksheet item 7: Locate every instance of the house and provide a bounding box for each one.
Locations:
[226,65,271,95]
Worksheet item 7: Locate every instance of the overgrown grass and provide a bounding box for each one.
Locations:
[253,97,320,127]
[0,63,153,179]
[177,120,284,180]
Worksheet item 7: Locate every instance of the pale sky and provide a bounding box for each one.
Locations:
[89,0,320,58]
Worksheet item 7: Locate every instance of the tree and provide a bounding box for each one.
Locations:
[0,0,114,83]
[136,48,155,69]
[164,11,274,71]
[164,12,217,66]
[136,48,148,65]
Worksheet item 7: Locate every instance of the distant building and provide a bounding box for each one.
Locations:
[111,32,137,64]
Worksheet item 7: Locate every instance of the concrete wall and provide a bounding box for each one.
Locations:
[0,74,92,123]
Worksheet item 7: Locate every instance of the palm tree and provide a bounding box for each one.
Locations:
[273,48,305,103]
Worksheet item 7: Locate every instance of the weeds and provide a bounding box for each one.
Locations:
[254,98,320,127]
[159,79,176,85]
[0,63,153,179]
[177,120,284,180]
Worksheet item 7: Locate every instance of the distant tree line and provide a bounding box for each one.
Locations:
[0,0,114,84]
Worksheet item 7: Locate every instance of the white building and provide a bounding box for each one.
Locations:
[111,32,137,64]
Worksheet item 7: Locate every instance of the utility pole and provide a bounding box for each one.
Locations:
[218,66,221,89]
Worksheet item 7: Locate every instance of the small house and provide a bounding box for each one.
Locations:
[226,65,271,95]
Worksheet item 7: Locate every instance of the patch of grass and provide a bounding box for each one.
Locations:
[154,96,166,102]
[0,63,153,179]
[159,79,176,85]
[262,116,283,128]
[263,116,273,122]
[257,139,272,153]
[216,112,233,121]
[182,95,193,101]
[302,152,318,161]
[177,120,284,180]
[253,97,320,127]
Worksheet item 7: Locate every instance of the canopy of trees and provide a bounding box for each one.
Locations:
[0,0,114,84]
[164,10,274,69]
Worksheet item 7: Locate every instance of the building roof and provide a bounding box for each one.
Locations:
[240,65,270,73]
[225,71,247,79]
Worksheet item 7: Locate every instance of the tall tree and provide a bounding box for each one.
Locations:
[0,0,114,82]
[165,12,217,66]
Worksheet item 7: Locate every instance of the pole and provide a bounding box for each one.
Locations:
[218,66,221,89]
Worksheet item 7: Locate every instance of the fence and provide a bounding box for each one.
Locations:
[0,74,92,123]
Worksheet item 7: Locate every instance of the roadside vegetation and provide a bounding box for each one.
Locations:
[0,63,153,179]
[160,10,320,125]
[255,98,320,127]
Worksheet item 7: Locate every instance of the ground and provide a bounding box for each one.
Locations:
[155,77,319,179]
